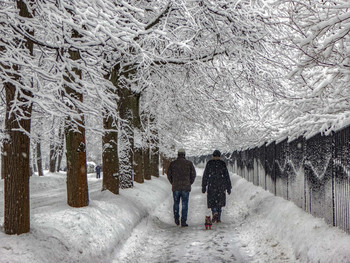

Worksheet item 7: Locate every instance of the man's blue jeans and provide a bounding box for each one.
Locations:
[173,191,190,223]
[211,207,222,220]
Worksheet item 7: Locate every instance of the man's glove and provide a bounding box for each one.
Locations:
[227,189,231,195]
[202,187,206,194]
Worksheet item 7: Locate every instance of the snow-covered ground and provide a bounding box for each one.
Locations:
[0,168,350,263]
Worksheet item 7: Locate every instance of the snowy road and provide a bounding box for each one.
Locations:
[113,170,285,263]
[28,172,103,214]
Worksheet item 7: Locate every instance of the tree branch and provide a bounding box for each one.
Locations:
[145,2,172,31]
[10,24,60,50]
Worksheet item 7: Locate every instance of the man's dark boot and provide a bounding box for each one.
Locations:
[217,212,221,223]
[175,218,180,226]
[181,219,188,227]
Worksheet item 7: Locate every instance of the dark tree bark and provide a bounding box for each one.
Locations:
[34,118,44,176]
[143,147,152,180]
[3,82,32,234]
[3,0,34,235]
[131,93,144,183]
[64,29,89,208]
[36,139,44,177]
[102,66,120,194]
[56,123,64,172]
[133,147,144,183]
[64,119,89,207]
[1,147,4,180]
[150,144,160,178]
[102,114,119,194]
[161,154,172,175]
[49,138,56,173]
[149,117,159,178]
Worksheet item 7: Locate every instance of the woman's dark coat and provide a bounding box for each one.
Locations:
[202,158,232,208]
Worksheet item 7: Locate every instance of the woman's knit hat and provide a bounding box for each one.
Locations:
[213,150,221,157]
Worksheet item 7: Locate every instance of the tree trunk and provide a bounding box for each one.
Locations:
[150,145,159,177]
[161,154,165,175]
[49,120,58,173]
[119,117,134,189]
[102,114,119,194]
[65,119,89,207]
[133,147,144,183]
[49,142,56,173]
[32,144,37,173]
[118,65,138,189]
[3,82,32,235]
[143,147,152,180]
[35,118,44,176]
[149,117,159,178]
[36,140,44,177]
[132,93,144,183]
[161,154,172,175]
[1,148,4,180]
[3,0,34,235]
[64,29,89,208]
[101,67,120,194]
[56,123,64,172]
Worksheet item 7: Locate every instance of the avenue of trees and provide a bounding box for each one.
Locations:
[0,0,349,234]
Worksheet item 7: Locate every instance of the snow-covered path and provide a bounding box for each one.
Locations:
[113,169,295,263]
[1,168,350,262]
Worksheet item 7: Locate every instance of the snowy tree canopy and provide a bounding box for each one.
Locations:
[1,0,349,157]
[265,0,350,143]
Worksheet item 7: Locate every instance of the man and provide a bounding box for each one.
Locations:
[167,148,196,227]
[202,150,232,223]
[96,164,101,179]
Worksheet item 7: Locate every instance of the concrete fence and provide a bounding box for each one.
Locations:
[191,126,350,234]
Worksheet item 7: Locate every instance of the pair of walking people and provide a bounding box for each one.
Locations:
[167,148,232,227]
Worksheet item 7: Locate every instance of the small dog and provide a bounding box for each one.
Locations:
[205,216,212,230]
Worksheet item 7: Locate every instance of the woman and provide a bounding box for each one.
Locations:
[202,150,232,223]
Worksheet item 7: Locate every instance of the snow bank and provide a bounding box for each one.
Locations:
[230,175,350,263]
[1,171,350,262]
[0,173,170,263]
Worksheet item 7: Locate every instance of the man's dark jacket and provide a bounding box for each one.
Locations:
[167,156,196,192]
[202,158,232,208]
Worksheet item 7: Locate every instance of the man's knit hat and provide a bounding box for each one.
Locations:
[178,148,186,154]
